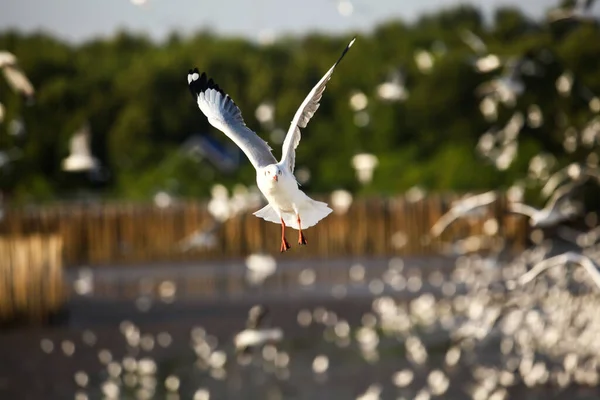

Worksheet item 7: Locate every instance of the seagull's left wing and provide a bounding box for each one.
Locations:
[279,38,355,173]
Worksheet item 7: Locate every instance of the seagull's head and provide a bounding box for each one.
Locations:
[262,165,282,183]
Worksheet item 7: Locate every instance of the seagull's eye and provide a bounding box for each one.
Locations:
[278,171,281,175]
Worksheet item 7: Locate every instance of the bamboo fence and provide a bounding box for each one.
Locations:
[0,194,529,267]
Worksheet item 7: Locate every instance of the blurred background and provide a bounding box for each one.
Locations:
[1,0,600,399]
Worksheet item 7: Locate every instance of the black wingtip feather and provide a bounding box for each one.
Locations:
[332,37,356,68]
[187,68,227,101]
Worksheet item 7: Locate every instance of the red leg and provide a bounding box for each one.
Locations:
[280,218,291,252]
[297,215,307,245]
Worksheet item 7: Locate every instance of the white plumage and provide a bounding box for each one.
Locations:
[62,123,100,172]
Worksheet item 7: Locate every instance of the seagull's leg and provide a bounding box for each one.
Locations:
[280,217,291,252]
[292,205,307,245]
[297,215,307,245]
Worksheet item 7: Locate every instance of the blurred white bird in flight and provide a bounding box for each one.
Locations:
[188,38,356,252]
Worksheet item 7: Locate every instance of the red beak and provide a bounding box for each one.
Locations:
[273,175,278,182]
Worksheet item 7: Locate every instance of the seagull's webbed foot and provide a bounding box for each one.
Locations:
[280,237,291,252]
[297,215,307,245]
[280,218,291,252]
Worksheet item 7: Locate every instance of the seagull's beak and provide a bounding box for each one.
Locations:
[273,175,278,182]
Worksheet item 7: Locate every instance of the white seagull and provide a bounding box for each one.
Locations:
[507,180,586,227]
[187,38,356,252]
[430,191,498,238]
[519,251,600,289]
[0,51,35,123]
[234,305,283,353]
[541,163,600,199]
[547,0,597,23]
[62,123,100,172]
[0,51,35,101]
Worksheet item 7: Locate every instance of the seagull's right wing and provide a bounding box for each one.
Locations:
[187,69,277,170]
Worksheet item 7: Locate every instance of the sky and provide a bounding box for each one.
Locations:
[0,0,572,43]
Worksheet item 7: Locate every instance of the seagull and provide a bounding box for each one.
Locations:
[179,221,220,252]
[0,51,35,102]
[547,0,597,23]
[519,251,600,289]
[187,38,356,252]
[0,51,35,123]
[62,123,100,172]
[541,163,600,199]
[430,191,498,238]
[234,305,283,354]
[507,180,586,227]
[245,253,277,285]
[459,29,502,74]
[475,57,537,106]
[376,68,408,102]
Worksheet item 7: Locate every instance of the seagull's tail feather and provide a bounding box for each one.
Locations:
[294,199,333,230]
[253,204,281,225]
[253,200,333,230]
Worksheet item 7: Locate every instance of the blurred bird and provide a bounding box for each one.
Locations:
[508,180,587,227]
[351,153,378,184]
[519,251,600,289]
[376,68,408,102]
[245,253,277,285]
[179,221,220,252]
[547,0,598,23]
[0,51,35,102]
[0,51,35,124]
[178,184,261,252]
[187,39,356,252]
[459,29,502,74]
[62,123,100,172]
[541,163,600,199]
[475,58,538,106]
[234,305,283,354]
[430,191,498,238]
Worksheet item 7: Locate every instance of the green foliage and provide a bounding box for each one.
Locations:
[0,3,598,203]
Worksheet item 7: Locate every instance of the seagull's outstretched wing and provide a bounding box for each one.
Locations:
[187,69,277,170]
[279,38,356,173]
[507,202,538,218]
[519,252,600,289]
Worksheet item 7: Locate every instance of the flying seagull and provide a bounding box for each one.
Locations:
[0,51,35,101]
[62,123,100,172]
[0,51,35,123]
[429,191,498,238]
[234,305,283,354]
[547,0,597,23]
[187,38,356,252]
[507,180,586,227]
[519,251,600,289]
